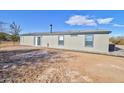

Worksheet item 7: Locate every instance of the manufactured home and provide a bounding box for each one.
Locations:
[20,30,111,53]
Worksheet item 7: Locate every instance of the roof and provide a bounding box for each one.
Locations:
[20,29,112,36]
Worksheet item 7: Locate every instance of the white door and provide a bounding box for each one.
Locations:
[34,36,41,46]
[37,37,41,46]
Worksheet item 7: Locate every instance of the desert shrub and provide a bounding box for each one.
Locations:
[0,32,9,41]
[110,36,124,45]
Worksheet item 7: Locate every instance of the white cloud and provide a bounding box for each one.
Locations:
[113,24,124,27]
[65,15,97,26]
[97,18,113,24]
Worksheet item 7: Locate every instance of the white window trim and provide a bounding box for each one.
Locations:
[58,35,64,46]
[85,34,94,47]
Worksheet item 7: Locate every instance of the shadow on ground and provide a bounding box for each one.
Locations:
[114,47,122,51]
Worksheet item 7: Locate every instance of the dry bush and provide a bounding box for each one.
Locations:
[110,36,124,45]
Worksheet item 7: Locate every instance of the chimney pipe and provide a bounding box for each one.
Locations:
[50,24,52,33]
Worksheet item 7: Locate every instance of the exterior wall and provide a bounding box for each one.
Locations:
[82,34,109,52]
[20,34,109,52]
[41,35,58,48]
[20,36,34,46]
[64,35,84,50]
[94,34,109,52]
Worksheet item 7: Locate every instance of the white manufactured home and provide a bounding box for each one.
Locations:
[20,30,111,53]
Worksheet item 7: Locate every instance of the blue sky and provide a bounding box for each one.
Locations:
[0,10,124,36]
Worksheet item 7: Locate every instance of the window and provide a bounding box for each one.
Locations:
[58,36,64,46]
[85,35,93,47]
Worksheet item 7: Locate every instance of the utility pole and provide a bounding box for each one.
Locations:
[50,24,52,33]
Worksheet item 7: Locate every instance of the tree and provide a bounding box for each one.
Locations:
[0,21,8,46]
[0,32,7,41]
[10,22,22,44]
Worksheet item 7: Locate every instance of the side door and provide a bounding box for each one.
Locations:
[37,37,41,46]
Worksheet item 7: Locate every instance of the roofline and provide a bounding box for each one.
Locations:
[20,30,112,36]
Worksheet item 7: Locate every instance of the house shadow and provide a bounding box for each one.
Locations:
[114,46,122,51]
[109,44,122,52]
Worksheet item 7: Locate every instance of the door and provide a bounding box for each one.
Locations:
[34,36,41,46]
[37,37,41,46]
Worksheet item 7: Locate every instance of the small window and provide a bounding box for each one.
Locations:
[85,35,93,47]
[58,36,64,46]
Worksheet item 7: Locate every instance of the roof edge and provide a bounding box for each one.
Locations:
[20,30,112,36]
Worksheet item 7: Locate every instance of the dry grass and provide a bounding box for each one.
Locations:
[0,41,19,48]
[0,47,85,83]
[110,36,124,45]
[0,46,124,83]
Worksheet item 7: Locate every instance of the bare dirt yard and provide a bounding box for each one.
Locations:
[0,46,124,83]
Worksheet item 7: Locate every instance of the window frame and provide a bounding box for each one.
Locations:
[85,34,94,47]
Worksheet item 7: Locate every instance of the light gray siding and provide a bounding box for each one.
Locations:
[41,35,58,48]
[20,36,34,46]
[20,34,109,52]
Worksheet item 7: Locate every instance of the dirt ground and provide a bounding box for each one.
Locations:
[0,46,124,83]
